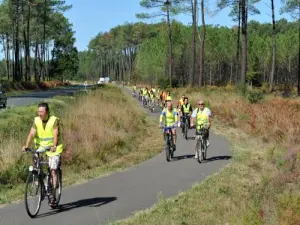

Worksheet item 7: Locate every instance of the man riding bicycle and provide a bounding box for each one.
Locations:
[180,97,193,136]
[159,101,178,151]
[23,102,63,206]
[190,100,211,158]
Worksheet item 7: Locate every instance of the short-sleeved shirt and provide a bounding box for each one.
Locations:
[191,107,211,118]
[32,116,59,130]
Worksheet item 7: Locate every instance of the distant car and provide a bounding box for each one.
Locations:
[0,91,7,108]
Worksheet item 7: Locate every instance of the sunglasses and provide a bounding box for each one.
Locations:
[199,103,204,105]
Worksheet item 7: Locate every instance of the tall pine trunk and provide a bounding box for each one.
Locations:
[199,0,205,87]
[190,0,197,86]
[240,0,247,84]
[269,0,276,92]
[166,5,173,87]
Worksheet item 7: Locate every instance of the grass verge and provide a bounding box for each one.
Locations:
[112,87,300,225]
[0,85,163,204]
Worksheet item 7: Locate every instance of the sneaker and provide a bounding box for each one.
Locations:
[206,141,210,147]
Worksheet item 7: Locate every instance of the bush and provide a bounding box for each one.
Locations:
[246,90,264,104]
[236,82,247,96]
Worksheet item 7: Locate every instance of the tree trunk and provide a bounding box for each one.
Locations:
[236,0,241,83]
[34,40,38,81]
[166,5,173,87]
[5,34,10,80]
[298,26,300,96]
[14,0,21,82]
[190,0,197,86]
[230,62,233,84]
[199,0,205,87]
[240,0,247,84]
[25,0,31,81]
[269,0,276,92]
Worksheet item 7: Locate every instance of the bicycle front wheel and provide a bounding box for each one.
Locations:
[203,139,207,160]
[50,168,62,209]
[165,141,171,162]
[197,140,203,163]
[185,122,188,140]
[25,171,42,218]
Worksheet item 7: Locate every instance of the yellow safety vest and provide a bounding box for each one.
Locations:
[34,116,63,157]
[196,108,209,129]
[182,104,191,114]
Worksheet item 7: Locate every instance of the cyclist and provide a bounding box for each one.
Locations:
[180,97,193,136]
[142,87,148,105]
[22,102,63,206]
[132,84,137,97]
[177,95,185,109]
[190,100,211,158]
[159,101,178,151]
[149,90,155,107]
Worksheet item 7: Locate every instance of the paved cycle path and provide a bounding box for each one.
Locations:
[0,87,231,225]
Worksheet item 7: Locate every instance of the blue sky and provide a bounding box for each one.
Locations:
[64,0,290,52]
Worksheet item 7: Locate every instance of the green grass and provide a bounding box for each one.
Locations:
[111,113,300,225]
[0,85,164,204]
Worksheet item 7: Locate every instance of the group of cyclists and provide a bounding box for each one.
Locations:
[132,84,212,159]
[20,84,211,215]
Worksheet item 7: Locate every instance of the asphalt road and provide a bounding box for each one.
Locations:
[0,85,91,111]
[0,87,231,225]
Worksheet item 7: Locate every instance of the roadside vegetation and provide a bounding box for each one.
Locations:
[0,85,163,204]
[112,86,300,225]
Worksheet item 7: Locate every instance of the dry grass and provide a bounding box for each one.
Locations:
[0,85,163,204]
[112,87,300,225]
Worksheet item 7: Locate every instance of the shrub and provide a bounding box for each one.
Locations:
[246,89,264,104]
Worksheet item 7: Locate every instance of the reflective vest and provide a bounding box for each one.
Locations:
[182,104,191,114]
[34,116,63,157]
[160,108,178,127]
[196,108,209,129]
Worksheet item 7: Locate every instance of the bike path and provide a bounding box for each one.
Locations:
[0,87,231,225]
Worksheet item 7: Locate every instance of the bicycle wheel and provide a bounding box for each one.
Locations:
[203,139,207,160]
[165,143,170,162]
[185,122,188,140]
[50,168,62,209]
[197,139,203,163]
[25,171,42,218]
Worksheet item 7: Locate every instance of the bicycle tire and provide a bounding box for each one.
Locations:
[25,171,42,218]
[166,141,171,162]
[50,168,62,209]
[185,122,188,140]
[203,139,207,160]
[197,139,203,163]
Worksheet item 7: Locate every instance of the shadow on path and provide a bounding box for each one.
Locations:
[36,197,117,218]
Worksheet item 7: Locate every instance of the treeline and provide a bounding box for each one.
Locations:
[0,0,78,82]
[79,0,299,93]
[79,19,299,88]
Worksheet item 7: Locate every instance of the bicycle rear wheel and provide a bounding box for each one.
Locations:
[25,171,42,218]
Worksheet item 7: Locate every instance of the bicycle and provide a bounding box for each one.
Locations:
[195,125,209,163]
[181,114,190,140]
[132,90,136,98]
[163,127,175,162]
[143,96,149,108]
[24,147,62,218]
[148,98,155,112]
